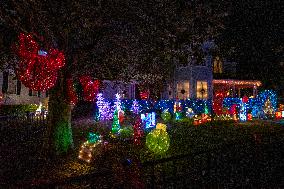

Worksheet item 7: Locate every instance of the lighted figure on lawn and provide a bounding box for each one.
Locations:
[230,104,238,121]
[239,101,247,122]
[141,112,156,129]
[161,109,172,122]
[186,108,195,118]
[174,101,182,120]
[146,125,170,154]
[111,94,125,133]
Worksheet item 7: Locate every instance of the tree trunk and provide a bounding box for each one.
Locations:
[43,73,73,157]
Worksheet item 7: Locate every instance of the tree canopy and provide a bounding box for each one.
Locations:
[1,0,229,89]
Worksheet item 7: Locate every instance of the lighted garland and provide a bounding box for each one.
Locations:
[16,33,65,91]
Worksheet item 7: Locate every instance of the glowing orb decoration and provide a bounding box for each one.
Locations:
[161,109,171,122]
[156,123,167,131]
[146,129,170,154]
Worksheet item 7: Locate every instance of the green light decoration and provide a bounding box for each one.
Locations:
[204,103,209,114]
[146,128,170,154]
[88,132,101,144]
[175,112,182,120]
[112,109,120,134]
[161,109,171,122]
[54,121,73,154]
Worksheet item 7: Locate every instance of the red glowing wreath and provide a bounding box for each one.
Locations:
[16,33,65,91]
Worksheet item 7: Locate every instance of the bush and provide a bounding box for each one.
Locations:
[0,104,38,116]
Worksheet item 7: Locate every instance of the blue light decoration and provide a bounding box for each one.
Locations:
[38,49,47,56]
[282,111,284,118]
[239,101,247,122]
[141,112,156,129]
[186,108,195,118]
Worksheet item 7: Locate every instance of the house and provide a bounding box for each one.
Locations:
[164,41,261,101]
[0,71,48,106]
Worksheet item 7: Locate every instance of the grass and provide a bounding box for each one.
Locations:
[1,118,284,188]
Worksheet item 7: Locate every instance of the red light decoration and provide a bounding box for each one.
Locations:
[247,113,252,120]
[133,116,143,145]
[66,78,78,105]
[213,92,226,115]
[139,91,149,100]
[242,95,249,103]
[16,33,65,91]
[79,75,99,102]
[275,112,282,119]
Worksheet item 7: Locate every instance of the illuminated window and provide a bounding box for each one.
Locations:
[213,56,223,73]
[196,81,208,99]
[176,81,190,99]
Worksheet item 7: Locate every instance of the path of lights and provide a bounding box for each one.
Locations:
[78,137,102,163]
[16,33,65,91]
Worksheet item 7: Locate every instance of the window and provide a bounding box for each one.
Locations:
[196,81,208,99]
[176,81,190,99]
[29,89,38,96]
[7,75,17,94]
[16,80,21,95]
[213,56,223,73]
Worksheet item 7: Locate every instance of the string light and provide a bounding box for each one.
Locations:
[213,79,261,87]
[16,33,65,91]
[146,128,170,154]
[79,75,99,102]
[66,78,78,105]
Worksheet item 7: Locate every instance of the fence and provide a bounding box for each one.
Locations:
[0,112,47,126]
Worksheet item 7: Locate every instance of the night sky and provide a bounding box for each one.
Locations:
[218,0,283,91]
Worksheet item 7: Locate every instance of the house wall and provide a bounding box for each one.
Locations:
[165,55,213,100]
[0,71,48,105]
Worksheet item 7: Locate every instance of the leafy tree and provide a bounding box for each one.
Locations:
[0,0,229,156]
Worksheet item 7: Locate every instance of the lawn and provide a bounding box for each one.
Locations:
[1,118,284,188]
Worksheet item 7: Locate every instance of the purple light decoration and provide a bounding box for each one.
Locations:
[131,99,139,114]
[96,93,112,121]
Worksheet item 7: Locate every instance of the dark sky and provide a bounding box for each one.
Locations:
[217,0,283,88]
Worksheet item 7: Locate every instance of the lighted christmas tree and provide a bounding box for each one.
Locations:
[112,109,120,134]
[263,97,275,116]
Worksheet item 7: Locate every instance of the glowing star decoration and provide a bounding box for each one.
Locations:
[161,109,171,122]
[131,99,140,114]
[186,108,195,118]
[156,123,167,131]
[146,128,170,154]
[16,33,66,91]
[239,102,247,122]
